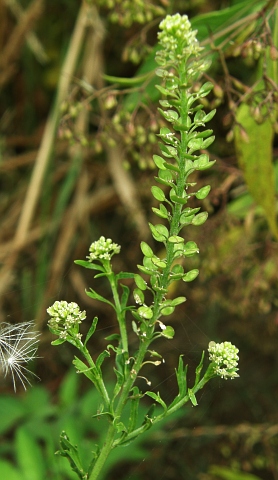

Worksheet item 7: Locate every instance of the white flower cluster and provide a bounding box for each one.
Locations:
[87,236,121,262]
[0,321,40,391]
[47,301,86,340]
[208,341,239,380]
[157,13,202,62]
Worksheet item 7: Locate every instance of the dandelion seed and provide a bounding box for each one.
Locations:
[0,321,40,391]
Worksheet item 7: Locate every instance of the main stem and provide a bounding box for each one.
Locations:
[88,338,151,480]
[89,54,191,480]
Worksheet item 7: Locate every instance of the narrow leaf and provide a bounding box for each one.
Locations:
[145,391,167,413]
[84,316,98,346]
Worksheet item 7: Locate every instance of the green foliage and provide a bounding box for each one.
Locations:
[234,107,277,238]
[209,465,263,480]
[45,12,241,480]
[0,369,182,480]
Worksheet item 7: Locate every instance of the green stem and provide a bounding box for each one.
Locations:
[151,68,189,322]
[81,346,111,408]
[88,422,116,480]
[88,338,151,480]
[108,273,129,354]
[112,371,211,448]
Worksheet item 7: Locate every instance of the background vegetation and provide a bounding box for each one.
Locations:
[0,0,277,479]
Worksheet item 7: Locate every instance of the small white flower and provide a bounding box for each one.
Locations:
[0,321,40,391]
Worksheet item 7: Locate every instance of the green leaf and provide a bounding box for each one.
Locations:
[134,274,147,290]
[84,316,98,346]
[234,103,278,239]
[151,186,166,201]
[151,257,167,269]
[180,208,200,225]
[73,357,97,384]
[169,296,186,306]
[116,272,135,280]
[195,129,214,139]
[145,391,167,413]
[202,135,215,149]
[137,306,153,319]
[198,81,214,96]
[128,387,142,433]
[15,426,45,480]
[183,241,199,256]
[120,284,130,310]
[196,185,211,199]
[0,461,22,480]
[134,288,145,304]
[209,465,263,480]
[164,161,179,172]
[158,168,173,182]
[191,212,208,226]
[156,82,178,96]
[182,269,199,282]
[161,325,175,338]
[177,356,187,397]
[0,397,26,435]
[194,153,216,170]
[141,241,154,257]
[171,264,184,274]
[188,388,198,406]
[57,431,86,480]
[74,260,105,272]
[96,349,110,370]
[188,138,203,152]
[195,351,205,385]
[105,333,121,342]
[113,368,125,399]
[86,289,115,309]
[59,368,79,407]
[170,193,189,205]
[168,235,184,243]
[51,338,66,346]
[203,109,216,122]
[149,223,169,242]
[152,207,168,219]
[153,154,166,170]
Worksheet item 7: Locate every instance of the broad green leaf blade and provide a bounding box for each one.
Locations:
[0,396,26,435]
[59,368,80,407]
[0,461,22,480]
[15,426,45,480]
[234,104,277,239]
[209,465,263,480]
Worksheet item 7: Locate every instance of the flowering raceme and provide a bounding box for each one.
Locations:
[0,321,40,391]
[47,301,86,342]
[87,236,121,262]
[208,341,239,379]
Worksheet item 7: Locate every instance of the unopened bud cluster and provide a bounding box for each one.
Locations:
[208,341,239,380]
[156,13,203,72]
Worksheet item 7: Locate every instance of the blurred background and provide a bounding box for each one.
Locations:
[0,0,277,479]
